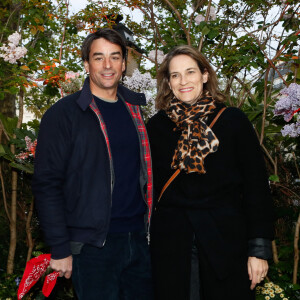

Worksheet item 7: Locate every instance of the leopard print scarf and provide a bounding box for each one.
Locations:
[166,95,219,174]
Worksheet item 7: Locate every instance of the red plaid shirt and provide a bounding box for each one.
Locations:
[89,99,153,222]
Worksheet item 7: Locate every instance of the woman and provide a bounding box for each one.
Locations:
[147,45,274,300]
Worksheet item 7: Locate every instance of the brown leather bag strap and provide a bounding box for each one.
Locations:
[209,107,226,128]
[157,107,227,203]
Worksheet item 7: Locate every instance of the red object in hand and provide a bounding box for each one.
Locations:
[42,272,59,297]
[17,254,59,299]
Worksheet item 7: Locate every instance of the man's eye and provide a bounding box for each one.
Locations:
[188,70,195,74]
[112,56,120,60]
[95,57,102,61]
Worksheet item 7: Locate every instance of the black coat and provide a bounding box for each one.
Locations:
[32,77,149,259]
[146,104,274,296]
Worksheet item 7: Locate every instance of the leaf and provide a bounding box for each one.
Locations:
[10,162,34,174]
[202,26,210,36]
[0,113,18,136]
[207,29,219,40]
[269,174,279,182]
[30,26,38,35]
[0,144,6,157]
[37,25,45,32]
[20,65,30,71]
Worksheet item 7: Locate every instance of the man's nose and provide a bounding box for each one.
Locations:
[104,57,111,69]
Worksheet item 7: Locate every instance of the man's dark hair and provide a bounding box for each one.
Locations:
[81,28,127,62]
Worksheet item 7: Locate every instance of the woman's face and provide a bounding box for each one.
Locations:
[168,54,208,105]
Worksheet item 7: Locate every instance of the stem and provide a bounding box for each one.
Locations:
[0,164,11,223]
[233,76,256,107]
[58,0,69,63]
[293,212,300,284]
[0,4,21,44]
[294,47,300,83]
[272,240,279,264]
[6,166,17,274]
[6,88,24,274]
[292,152,300,179]
[260,68,270,145]
[198,0,212,52]
[26,199,34,262]
[162,0,190,45]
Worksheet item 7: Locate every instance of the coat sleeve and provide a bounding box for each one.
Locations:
[233,108,274,242]
[32,102,72,259]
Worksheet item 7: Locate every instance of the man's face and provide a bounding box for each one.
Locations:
[84,38,125,97]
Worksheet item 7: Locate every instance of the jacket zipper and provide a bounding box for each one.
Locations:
[89,105,114,247]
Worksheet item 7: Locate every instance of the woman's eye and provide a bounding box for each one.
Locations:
[171,74,178,78]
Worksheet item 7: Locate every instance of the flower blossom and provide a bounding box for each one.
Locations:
[274,83,300,121]
[123,69,157,119]
[65,71,80,80]
[148,50,166,64]
[60,72,82,96]
[195,15,205,24]
[0,31,27,64]
[16,136,37,160]
[274,83,300,138]
[195,6,216,24]
[123,69,156,92]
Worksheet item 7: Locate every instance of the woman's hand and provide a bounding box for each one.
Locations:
[247,256,268,290]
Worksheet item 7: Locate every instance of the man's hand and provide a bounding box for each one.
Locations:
[50,255,73,279]
[247,256,268,290]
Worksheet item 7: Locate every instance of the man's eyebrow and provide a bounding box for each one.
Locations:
[92,51,122,56]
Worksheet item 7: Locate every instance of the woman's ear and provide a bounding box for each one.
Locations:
[203,70,209,84]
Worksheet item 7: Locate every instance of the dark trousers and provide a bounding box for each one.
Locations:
[72,231,153,300]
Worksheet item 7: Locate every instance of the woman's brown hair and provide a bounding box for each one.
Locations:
[155,45,225,110]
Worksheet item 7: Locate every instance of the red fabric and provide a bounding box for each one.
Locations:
[125,102,153,222]
[17,254,58,299]
[42,271,59,297]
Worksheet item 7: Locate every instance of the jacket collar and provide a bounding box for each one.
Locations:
[77,77,147,111]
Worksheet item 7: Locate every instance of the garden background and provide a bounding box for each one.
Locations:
[0,0,299,299]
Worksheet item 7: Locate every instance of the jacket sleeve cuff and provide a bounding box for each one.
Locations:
[248,238,272,260]
[51,242,71,259]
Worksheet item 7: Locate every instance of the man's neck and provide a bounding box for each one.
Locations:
[90,83,118,102]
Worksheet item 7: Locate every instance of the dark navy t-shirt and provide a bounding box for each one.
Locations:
[94,96,146,233]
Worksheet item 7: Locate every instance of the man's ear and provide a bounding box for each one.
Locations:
[122,59,126,72]
[84,61,89,73]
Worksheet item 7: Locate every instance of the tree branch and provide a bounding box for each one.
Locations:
[162,0,190,45]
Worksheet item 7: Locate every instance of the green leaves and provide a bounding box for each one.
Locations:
[0,113,18,137]
[269,174,280,182]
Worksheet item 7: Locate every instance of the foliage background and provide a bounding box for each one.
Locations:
[0,0,299,299]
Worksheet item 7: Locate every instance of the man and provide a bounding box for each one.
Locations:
[32,28,153,299]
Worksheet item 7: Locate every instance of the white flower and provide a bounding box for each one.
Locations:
[7,32,21,46]
[0,31,27,64]
[209,6,216,20]
[195,6,216,24]
[148,50,165,64]
[123,69,157,93]
[195,14,205,24]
